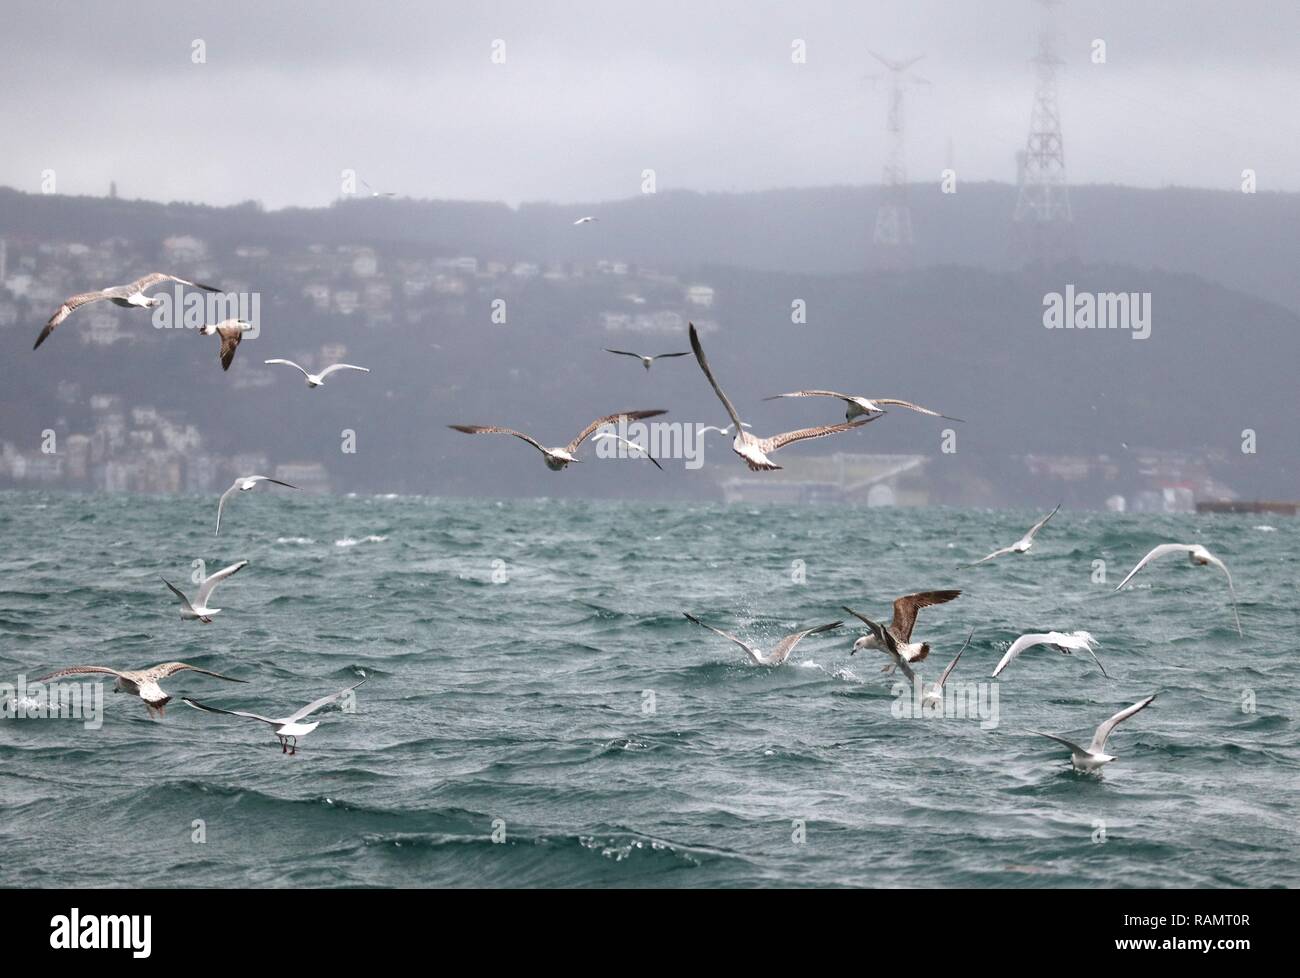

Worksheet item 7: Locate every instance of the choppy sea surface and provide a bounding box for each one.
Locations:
[0,490,1296,888]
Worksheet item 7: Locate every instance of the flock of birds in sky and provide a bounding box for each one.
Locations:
[22,236,1246,768]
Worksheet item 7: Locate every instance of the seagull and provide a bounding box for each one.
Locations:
[215,476,298,536]
[183,679,366,755]
[198,318,252,371]
[34,273,221,349]
[160,560,248,623]
[590,432,663,470]
[603,349,691,371]
[1033,694,1156,772]
[689,322,873,471]
[921,630,974,707]
[763,389,963,423]
[682,613,842,666]
[449,410,666,471]
[970,504,1061,565]
[842,590,961,674]
[264,359,370,388]
[1113,543,1242,636]
[573,216,598,225]
[697,422,752,437]
[992,631,1108,679]
[32,662,246,719]
[360,178,396,198]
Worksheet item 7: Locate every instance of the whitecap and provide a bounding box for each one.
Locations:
[335,534,389,548]
[275,536,316,545]
[1254,525,1277,532]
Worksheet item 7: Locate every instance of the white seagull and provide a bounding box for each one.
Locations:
[689,322,873,471]
[1033,694,1156,772]
[590,432,663,470]
[603,348,691,371]
[160,560,248,623]
[360,178,396,198]
[573,216,598,225]
[970,504,1061,565]
[697,422,752,437]
[683,613,842,666]
[33,661,246,718]
[992,631,1108,678]
[183,679,367,755]
[449,410,666,471]
[1113,543,1242,636]
[921,631,974,708]
[215,476,298,536]
[264,358,370,388]
[198,318,252,371]
[34,273,221,349]
[843,590,961,675]
[763,389,963,423]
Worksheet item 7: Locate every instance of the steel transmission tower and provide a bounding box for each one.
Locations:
[869,52,929,253]
[1014,0,1073,259]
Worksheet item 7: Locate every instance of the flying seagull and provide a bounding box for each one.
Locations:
[688,322,873,471]
[33,662,245,719]
[590,432,663,470]
[682,613,842,666]
[763,389,963,423]
[604,348,691,371]
[1033,694,1156,772]
[160,560,248,623]
[573,216,598,225]
[264,358,370,388]
[199,318,252,371]
[215,476,298,536]
[697,422,752,436]
[842,590,961,674]
[921,630,974,708]
[448,410,666,470]
[360,178,396,198]
[1113,543,1242,636]
[992,631,1108,679]
[183,679,367,755]
[34,273,221,349]
[970,504,1061,565]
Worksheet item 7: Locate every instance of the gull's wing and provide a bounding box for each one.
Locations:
[1203,552,1243,636]
[264,358,310,379]
[195,560,249,606]
[33,290,113,349]
[970,544,1016,566]
[870,398,964,422]
[592,433,663,470]
[318,363,370,379]
[160,577,195,613]
[285,679,368,724]
[1033,731,1089,756]
[603,349,644,359]
[249,476,298,490]
[566,410,667,453]
[683,613,763,664]
[768,621,842,665]
[992,633,1054,678]
[688,322,744,431]
[140,662,247,684]
[841,606,899,653]
[216,323,243,371]
[761,389,857,404]
[449,424,550,457]
[1058,631,1109,679]
[1113,543,1191,591]
[215,482,238,536]
[32,665,125,683]
[758,417,873,454]
[890,589,961,642]
[1022,503,1061,543]
[182,697,279,726]
[1088,694,1156,754]
[652,352,690,360]
[936,631,974,689]
[129,272,220,294]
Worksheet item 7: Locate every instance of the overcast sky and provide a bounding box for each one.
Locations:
[1,0,1296,208]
